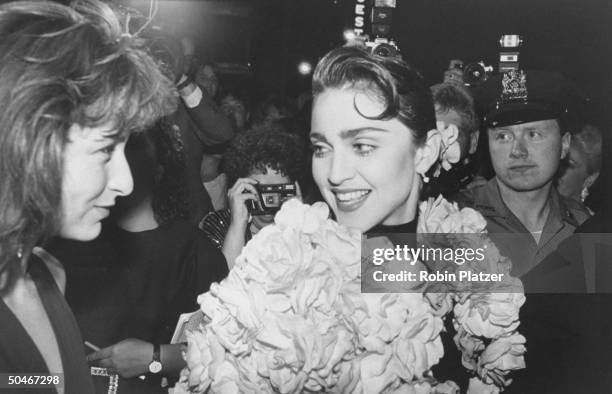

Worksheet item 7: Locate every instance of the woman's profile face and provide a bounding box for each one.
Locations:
[60,123,133,240]
[310,88,420,232]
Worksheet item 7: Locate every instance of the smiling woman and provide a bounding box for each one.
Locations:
[0,0,175,392]
[60,124,134,241]
[310,46,440,233]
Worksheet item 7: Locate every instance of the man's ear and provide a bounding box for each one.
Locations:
[415,130,441,176]
[560,132,571,160]
[468,130,480,155]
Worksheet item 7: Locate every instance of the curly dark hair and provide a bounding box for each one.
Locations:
[222,123,308,187]
[312,46,435,146]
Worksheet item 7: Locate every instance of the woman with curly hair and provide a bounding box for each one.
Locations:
[0,0,175,391]
[200,124,308,268]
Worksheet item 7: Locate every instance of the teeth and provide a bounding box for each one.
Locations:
[336,190,369,202]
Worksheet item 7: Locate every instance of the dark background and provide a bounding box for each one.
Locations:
[126,0,612,104]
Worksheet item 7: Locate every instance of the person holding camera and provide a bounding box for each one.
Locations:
[199,124,307,268]
[0,0,175,391]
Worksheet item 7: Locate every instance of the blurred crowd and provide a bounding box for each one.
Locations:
[1,1,610,393]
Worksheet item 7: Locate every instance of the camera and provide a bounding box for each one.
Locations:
[444,35,523,87]
[463,61,494,87]
[246,183,297,216]
[444,59,493,87]
[365,37,401,58]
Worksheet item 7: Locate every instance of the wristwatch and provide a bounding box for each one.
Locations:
[148,344,162,374]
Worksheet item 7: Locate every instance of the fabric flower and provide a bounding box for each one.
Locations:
[454,292,525,338]
[436,121,461,171]
[467,377,500,394]
[176,199,525,394]
[477,333,527,386]
[418,196,486,234]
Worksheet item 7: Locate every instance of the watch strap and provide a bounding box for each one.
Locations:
[152,343,161,363]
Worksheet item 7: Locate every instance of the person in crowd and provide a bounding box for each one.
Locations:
[50,123,227,393]
[508,116,612,394]
[200,125,307,268]
[195,63,221,101]
[201,149,228,211]
[310,46,443,234]
[0,0,174,392]
[219,91,250,133]
[556,122,602,210]
[424,82,480,198]
[148,34,235,225]
[455,70,591,277]
[310,46,472,388]
[250,94,297,129]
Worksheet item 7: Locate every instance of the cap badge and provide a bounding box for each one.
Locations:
[501,69,527,102]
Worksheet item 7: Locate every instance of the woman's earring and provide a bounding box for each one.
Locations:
[421,174,430,184]
[580,186,589,202]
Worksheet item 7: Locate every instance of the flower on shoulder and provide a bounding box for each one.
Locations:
[436,121,461,172]
[426,121,462,179]
[418,196,487,234]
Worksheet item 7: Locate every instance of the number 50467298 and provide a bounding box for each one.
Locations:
[1,374,63,388]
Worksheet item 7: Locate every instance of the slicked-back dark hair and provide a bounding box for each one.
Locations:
[0,0,176,292]
[312,46,435,145]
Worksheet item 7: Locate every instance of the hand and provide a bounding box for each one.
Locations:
[227,178,258,229]
[86,338,153,378]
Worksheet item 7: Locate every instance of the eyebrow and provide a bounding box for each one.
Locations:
[310,127,388,142]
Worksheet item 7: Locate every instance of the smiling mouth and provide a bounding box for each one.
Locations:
[95,207,110,219]
[333,190,371,211]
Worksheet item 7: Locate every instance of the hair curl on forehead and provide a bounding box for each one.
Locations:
[0,0,176,293]
[312,46,436,145]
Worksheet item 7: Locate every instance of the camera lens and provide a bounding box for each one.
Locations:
[372,43,397,58]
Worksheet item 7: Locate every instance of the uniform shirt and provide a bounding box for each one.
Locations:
[454,177,590,277]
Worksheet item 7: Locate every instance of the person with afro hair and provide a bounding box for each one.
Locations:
[200,123,308,268]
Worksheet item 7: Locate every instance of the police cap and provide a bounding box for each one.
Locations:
[475,70,586,129]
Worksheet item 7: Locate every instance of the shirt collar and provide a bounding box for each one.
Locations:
[476,177,578,227]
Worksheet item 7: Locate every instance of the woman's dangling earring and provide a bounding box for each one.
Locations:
[580,185,589,203]
[16,245,23,260]
[421,173,430,184]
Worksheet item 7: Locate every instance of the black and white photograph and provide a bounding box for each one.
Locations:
[0,0,611,393]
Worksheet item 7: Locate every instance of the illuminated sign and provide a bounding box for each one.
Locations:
[354,0,366,36]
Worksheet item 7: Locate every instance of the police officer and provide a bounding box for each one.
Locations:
[456,70,590,277]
